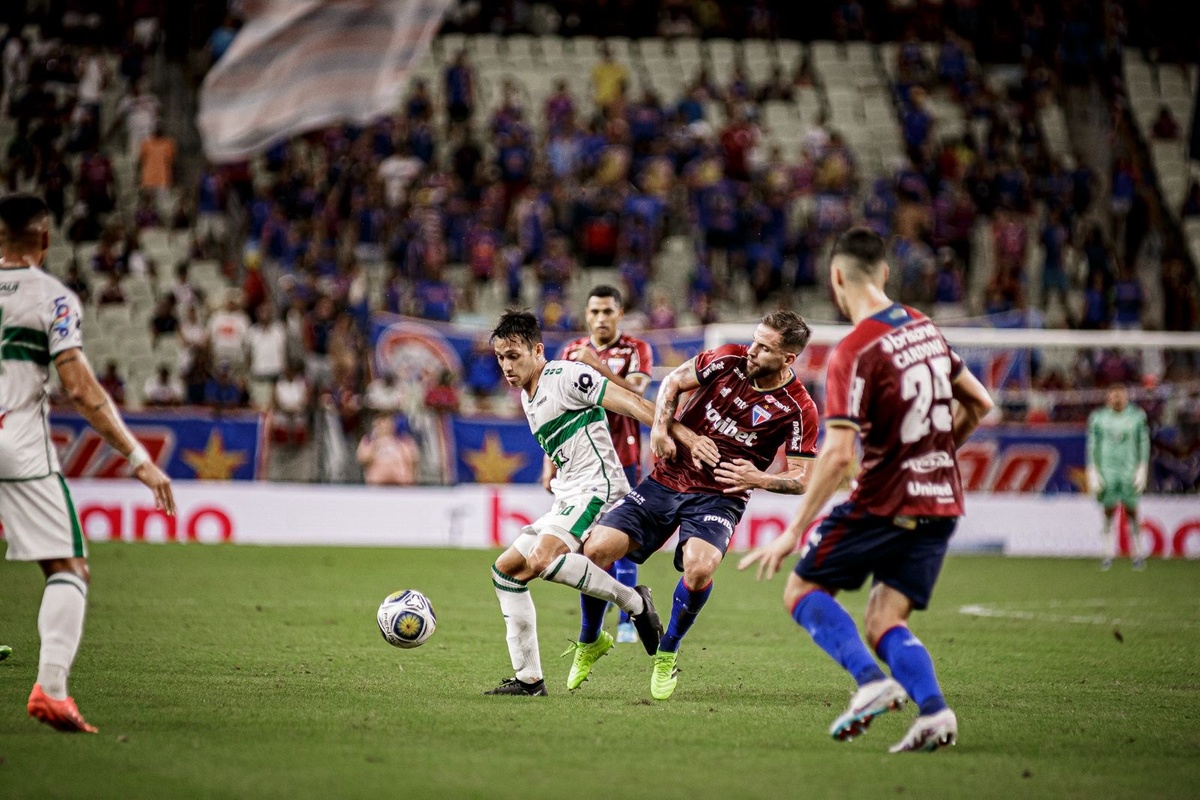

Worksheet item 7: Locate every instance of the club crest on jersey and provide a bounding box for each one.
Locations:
[751,405,773,426]
[606,357,626,374]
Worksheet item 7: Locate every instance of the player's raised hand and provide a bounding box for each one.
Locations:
[135,462,176,517]
[737,532,798,581]
[714,458,762,494]
[569,347,603,370]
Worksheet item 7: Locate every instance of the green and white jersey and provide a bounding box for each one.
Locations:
[1087,405,1149,481]
[522,360,630,503]
[0,267,83,480]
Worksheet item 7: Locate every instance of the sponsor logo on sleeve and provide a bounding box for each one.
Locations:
[51,296,75,341]
[700,359,727,379]
[790,419,801,450]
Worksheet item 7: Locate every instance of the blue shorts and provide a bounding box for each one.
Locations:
[794,501,957,610]
[598,477,746,572]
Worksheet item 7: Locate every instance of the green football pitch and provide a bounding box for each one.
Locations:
[1,544,1198,799]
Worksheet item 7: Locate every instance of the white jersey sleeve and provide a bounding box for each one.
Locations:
[554,360,608,411]
[44,289,84,356]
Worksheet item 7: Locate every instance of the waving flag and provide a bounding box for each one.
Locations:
[198,0,450,162]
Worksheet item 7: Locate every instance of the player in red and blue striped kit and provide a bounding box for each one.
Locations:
[551,286,653,645]
[741,228,994,753]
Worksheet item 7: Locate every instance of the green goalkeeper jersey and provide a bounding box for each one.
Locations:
[1086,405,1149,480]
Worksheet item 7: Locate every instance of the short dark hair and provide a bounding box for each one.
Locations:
[0,192,49,249]
[587,285,623,308]
[761,309,812,354]
[491,310,542,348]
[831,227,886,276]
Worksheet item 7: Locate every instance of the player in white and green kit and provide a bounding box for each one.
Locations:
[0,193,175,732]
[1086,384,1150,570]
[484,311,717,696]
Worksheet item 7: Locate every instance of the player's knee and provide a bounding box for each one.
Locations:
[864,614,903,649]
[682,552,720,588]
[583,528,622,569]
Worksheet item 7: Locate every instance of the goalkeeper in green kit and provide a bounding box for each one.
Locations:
[1086,384,1150,571]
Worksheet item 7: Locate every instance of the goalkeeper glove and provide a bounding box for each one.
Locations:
[1086,465,1104,494]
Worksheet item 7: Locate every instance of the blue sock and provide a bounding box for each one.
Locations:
[791,591,887,686]
[578,563,620,643]
[659,578,712,653]
[613,557,638,624]
[876,626,947,716]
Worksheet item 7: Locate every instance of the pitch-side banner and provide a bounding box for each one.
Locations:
[49,411,266,481]
[28,481,1200,560]
[198,0,451,162]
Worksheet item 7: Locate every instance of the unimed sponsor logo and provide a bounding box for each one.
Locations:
[79,502,234,543]
[906,481,955,498]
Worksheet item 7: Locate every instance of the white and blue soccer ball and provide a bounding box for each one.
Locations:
[377,589,437,649]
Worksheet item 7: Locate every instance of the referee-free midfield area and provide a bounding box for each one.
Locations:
[1,544,1197,799]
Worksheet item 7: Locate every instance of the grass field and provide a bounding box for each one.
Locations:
[1,543,1198,800]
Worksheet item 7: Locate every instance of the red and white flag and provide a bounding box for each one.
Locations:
[197,0,450,162]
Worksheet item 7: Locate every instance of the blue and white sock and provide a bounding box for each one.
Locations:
[659,578,712,653]
[791,590,886,686]
[875,625,947,716]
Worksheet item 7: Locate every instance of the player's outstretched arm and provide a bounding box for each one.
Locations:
[598,380,718,467]
[649,358,701,462]
[738,426,856,580]
[54,349,176,515]
[714,456,811,495]
[950,366,994,450]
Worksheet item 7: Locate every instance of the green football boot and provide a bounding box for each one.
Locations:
[562,630,614,690]
[650,650,679,700]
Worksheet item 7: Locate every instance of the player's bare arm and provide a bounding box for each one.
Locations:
[949,366,994,449]
[738,425,857,580]
[599,381,718,467]
[540,455,556,493]
[569,347,651,396]
[714,456,811,495]
[55,349,176,515]
[650,357,701,461]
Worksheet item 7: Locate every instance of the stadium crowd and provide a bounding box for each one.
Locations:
[1,0,1197,487]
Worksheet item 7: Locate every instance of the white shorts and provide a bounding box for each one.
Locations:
[515,495,615,555]
[0,474,87,562]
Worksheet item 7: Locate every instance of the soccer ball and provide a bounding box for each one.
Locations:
[377,589,437,649]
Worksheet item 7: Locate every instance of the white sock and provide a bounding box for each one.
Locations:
[1101,517,1117,560]
[37,572,88,700]
[492,567,542,683]
[541,554,643,616]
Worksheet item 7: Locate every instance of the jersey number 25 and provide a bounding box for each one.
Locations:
[899,356,953,444]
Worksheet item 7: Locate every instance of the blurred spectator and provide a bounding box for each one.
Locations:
[1080,273,1111,329]
[150,295,179,342]
[207,14,240,65]
[138,123,176,199]
[97,274,127,306]
[204,362,248,410]
[208,291,251,371]
[1111,267,1144,330]
[592,43,628,111]
[63,262,91,304]
[246,304,287,410]
[114,80,160,157]
[365,372,404,414]
[443,50,475,124]
[1151,105,1180,140]
[98,361,126,406]
[170,261,199,312]
[272,363,311,445]
[143,364,185,407]
[424,369,461,416]
[357,415,419,486]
